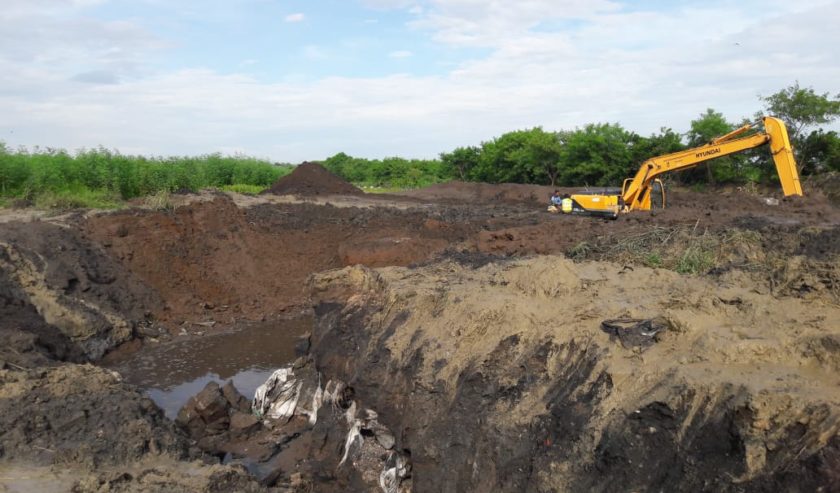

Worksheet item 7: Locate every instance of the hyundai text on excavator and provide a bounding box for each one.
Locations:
[562,116,803,218]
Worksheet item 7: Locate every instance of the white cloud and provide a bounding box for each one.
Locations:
[284,12,305,23]
[389,50,413,58]
[301,45,327,60]
[0,0,838,162]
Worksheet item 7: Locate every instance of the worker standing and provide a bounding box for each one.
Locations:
[561,194,573,214]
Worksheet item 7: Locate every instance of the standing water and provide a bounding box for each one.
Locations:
[106,317,310,419]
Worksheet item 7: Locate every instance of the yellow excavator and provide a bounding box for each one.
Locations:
[563,116,803,218]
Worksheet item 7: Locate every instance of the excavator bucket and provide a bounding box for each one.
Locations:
[763,116,803,197]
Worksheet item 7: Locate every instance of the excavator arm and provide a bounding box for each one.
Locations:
[621,116,802,211]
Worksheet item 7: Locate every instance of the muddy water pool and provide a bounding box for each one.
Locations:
[106,317,310,418]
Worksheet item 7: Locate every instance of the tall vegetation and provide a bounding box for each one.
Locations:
[326,83,838,190]
[0,146,289,208]
[322,153,450,189]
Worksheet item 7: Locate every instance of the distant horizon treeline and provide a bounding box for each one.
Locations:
[2,83,837,207]
[323,83,840,189]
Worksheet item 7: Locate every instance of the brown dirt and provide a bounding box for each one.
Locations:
[0,221,162,360]
[0,178,838,492]
[81,196,481,328]
[263,162,363,196]
[307,258,840,492]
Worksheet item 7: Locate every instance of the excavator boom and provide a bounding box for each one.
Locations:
[566,116,803,217]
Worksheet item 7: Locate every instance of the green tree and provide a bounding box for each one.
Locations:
[520,128,563,186]
[558,123,636,187]
[472,130,534,183]
[760,82,840,143]
[440,146,480,181]
[797,130,840,174]
[686,109,737,185]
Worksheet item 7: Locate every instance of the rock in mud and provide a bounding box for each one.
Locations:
[177,380,259,449]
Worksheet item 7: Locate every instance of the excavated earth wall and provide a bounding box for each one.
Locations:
[308,258,840,492]
[1,174,839,492]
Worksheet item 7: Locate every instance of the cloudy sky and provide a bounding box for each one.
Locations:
[1,0,838,162]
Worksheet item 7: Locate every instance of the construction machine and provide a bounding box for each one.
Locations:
[563,116,803,218]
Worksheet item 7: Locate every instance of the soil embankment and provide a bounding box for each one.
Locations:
[1,164,839,491]
[307,258,840,491]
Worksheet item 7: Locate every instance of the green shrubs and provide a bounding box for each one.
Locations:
[0,145,286,208]
[33,187,123,210]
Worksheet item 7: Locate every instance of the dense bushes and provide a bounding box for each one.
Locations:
[322,153,450,189]
[0,145,289,207]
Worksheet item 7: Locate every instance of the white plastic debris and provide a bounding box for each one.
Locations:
[379,452,410,493]
[253,367,326,424]
[308,375,323,426]
[252,368,300,420]
[345,400,357,425]
[339,417,362,466]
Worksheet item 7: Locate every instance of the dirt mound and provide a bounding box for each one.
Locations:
[263,162,362,196]
[307,258,840,492]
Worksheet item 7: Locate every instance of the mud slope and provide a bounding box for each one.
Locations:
[308,257,840,492]
[0,221,162,360]
[83,196,473,326]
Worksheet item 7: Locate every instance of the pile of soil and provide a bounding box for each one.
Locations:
[263,162,362,196]
[0,364,190,468]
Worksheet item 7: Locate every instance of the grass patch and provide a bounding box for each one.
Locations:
[33,188,123,210]
[643,252,663,268]
[143,190,174,211]
[568,225,763,276]
[221,184,267,195]
[568,241,593,261]
[675,246,715,274]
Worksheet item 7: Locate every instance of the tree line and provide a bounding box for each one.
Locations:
[0,146,289,208]
[323,83,840,188]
